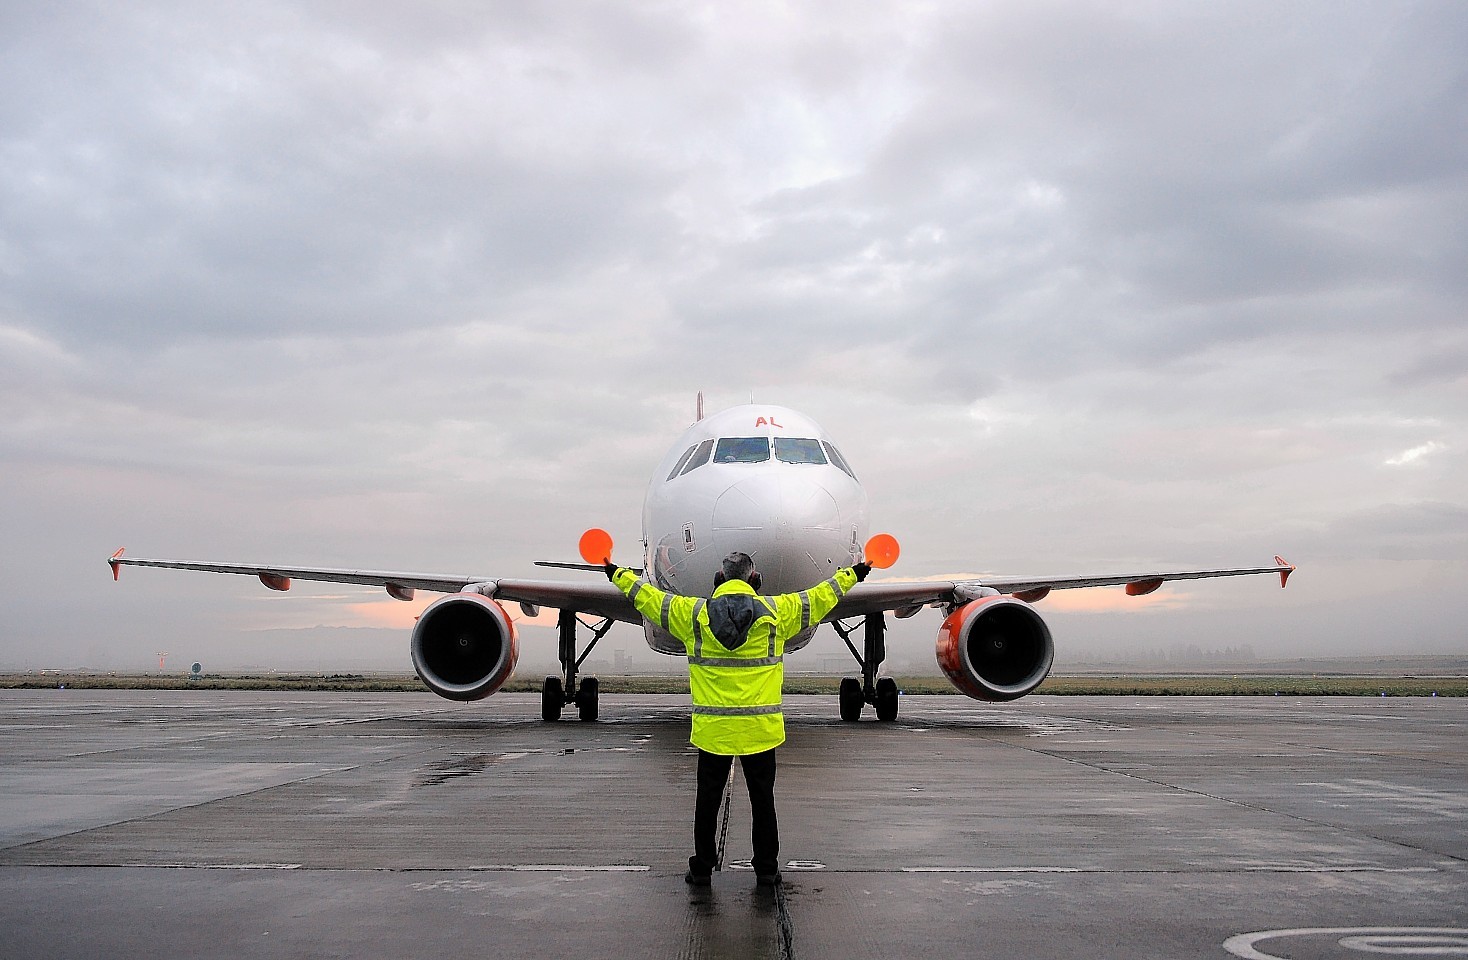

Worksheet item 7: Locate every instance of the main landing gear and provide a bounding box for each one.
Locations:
[542,609,614,722]
[831,613,898,722]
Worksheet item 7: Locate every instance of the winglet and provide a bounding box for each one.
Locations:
[1274,555,1295,589]
[109,548,125,581]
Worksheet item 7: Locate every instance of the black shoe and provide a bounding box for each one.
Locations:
[685,870,711,887]
[755,872,782,887]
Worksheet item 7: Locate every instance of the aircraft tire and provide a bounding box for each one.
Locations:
[542,676,563,722]
[875,677,898,722]
[838,678,863,722]
[577,677,599,722]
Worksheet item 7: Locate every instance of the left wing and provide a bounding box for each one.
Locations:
[107,549,639,623]
[830,557,1295,620]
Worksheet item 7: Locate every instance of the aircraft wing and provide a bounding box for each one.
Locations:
[110,549,1292,627]
[829,557,1295,620]
[108,551,641,623]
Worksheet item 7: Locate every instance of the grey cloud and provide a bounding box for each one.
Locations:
[3,1,1465,670]
[2,3,688,349]
[865,2,1468,369]
[1303,501,1468,563]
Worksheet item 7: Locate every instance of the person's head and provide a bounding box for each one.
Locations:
[713,551,762,590]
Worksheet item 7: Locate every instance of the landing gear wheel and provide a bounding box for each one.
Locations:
[577,677,599,722]
[541,676,563,722]
[838,677,863,722]
[875,677,898,722]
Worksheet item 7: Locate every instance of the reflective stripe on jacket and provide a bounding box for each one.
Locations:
[613,566,858,755]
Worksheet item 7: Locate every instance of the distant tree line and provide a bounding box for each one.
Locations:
[1075,643,1259,665]
[1154,643,1259,663]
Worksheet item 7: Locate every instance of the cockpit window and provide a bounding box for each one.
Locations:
[667,444,698,481]
[822,441,858,479]
[678,438,715,476]
[773,438,827,464]
[714,437,770,464]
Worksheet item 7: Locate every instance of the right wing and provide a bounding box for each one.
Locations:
[108,550,640,623]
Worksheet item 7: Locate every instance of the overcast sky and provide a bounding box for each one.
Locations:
[3,1,1465,675]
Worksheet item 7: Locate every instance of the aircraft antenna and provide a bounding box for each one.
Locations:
[696,391,704,422]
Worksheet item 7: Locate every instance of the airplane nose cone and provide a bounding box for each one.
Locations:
[714,474,844,592]
[714,474,839,536]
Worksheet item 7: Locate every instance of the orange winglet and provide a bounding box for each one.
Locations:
[109,547,125,581]
[579,528,614,565]
[1275,555,1295,589]
[1126,578,1164,597]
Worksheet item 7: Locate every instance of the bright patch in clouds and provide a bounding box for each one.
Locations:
[1385,441,1446,467]
[339,597,434,630]
[1042,589,1193,614]
[340,596,563,631]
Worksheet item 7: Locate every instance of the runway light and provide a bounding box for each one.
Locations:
[579,528,614,565]
[865,533,900,569]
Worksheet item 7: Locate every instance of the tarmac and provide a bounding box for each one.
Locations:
[1,689,1464,959]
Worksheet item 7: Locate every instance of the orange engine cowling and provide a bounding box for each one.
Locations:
[936,596,1054,702]
[410,593,519,701]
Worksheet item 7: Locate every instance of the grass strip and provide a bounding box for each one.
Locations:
[3,673,1464,696]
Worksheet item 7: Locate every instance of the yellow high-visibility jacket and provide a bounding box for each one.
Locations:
[612,566,858,754]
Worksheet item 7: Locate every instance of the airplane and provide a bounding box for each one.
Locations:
[109,401,1294,723]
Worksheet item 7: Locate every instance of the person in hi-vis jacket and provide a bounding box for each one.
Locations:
[608,551,869,887]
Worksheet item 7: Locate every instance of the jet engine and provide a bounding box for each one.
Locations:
[936,596,1054,702]
[410,593,519,701]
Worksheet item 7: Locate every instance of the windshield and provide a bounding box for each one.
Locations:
[667,444,698,480]
[714,437,770,464]
[773,438,827,464]
[822,441,857,479]
[678,438,715,476]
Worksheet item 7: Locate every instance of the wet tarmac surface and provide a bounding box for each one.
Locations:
[1,690,1464,958]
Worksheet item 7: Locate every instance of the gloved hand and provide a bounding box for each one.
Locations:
[603,560,619,582]
[852,561,871,582]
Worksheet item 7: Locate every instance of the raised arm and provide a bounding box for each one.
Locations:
[610,566,702,642]
[769,566,861,641]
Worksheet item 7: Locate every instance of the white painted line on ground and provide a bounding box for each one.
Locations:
[459,864,651,872]
[1224,927,1468,959]
[902,866,1085,873]
[900,866,1437,874]
[1237,866,1439,873]
[118,862,303,870]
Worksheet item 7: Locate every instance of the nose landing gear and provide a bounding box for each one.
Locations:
[831,613,898,722]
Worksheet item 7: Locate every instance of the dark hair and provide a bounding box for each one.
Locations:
[720,551,757,585]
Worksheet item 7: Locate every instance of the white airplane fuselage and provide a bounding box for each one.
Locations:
[638,404,869,654]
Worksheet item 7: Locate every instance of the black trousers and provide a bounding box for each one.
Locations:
[691,748,779,878]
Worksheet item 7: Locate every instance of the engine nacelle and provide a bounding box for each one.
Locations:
[411,593,519,701]
[936,596,1054,702]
